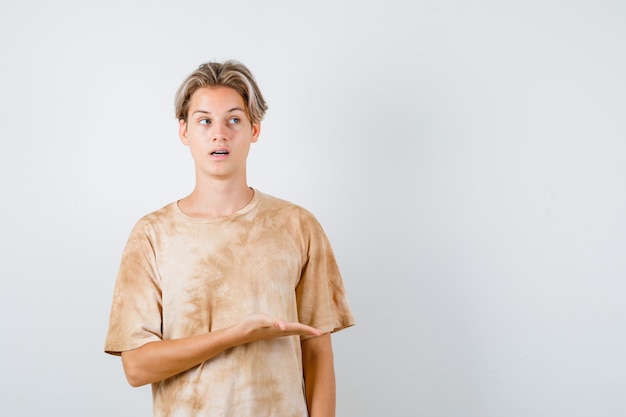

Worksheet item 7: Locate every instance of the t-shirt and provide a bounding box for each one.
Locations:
[104,189,355,417]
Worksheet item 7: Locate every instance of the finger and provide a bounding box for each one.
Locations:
[283,322,323,336]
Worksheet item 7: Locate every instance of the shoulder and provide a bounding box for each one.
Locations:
[257,191,319,222]
[255,191,326,238]
[129,202,177,236]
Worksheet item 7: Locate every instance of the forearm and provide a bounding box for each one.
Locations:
[302,333,336,417]
[121,325,239,387]
[121,314,322,387]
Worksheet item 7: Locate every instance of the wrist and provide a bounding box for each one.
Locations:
[222,321,251,347]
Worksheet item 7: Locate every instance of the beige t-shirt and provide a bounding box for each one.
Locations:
[104,190,354,417]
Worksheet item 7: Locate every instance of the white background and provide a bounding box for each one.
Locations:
[1,1,625,416]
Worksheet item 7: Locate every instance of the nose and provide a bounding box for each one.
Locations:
[212,123,228,141]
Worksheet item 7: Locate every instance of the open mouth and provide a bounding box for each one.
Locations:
[211,150,229,155]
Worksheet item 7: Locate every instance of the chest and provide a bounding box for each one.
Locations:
[153,222,306,335]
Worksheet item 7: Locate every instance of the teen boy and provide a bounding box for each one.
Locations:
[104,60,354,417]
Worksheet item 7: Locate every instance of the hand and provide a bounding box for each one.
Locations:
[236,314,322,344]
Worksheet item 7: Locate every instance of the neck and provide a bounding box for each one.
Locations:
[178,177,254,219]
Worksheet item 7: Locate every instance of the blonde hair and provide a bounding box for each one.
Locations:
[174,60,268,123]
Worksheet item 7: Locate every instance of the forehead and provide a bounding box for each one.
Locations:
[188,86,246,111]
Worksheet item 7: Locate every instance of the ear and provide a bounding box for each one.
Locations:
[179,119,189,146]
[250,122,261,143]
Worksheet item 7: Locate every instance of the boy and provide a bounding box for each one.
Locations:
[104,60,354,417]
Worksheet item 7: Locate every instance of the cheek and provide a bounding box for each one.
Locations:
[186,137,206,156]
[189,139,207,151]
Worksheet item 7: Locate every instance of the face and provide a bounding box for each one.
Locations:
[179,86,260,182]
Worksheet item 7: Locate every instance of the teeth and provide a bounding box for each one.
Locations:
[212,151,228,155]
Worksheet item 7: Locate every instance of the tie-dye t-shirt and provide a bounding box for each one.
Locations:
[104,189,354,417]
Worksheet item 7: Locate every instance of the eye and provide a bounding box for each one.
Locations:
[229,117,240,125]
[199,118,211,125]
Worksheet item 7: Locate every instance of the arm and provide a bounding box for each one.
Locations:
[301,333,336,417]
[121,314,321,387]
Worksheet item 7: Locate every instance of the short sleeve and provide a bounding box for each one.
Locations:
[295,218,355,338]
[104,220,163,355]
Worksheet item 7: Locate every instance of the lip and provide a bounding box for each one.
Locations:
[210,147,230,160]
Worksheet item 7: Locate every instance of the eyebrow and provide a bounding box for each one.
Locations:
[192,107,245,116]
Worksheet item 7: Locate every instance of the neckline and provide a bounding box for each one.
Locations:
[172,188,262,224]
